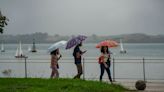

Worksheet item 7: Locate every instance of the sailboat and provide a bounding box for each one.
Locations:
[1,42,5,52]
[120,39,126,54]
[31,39,37,52]
[15,41,25,58]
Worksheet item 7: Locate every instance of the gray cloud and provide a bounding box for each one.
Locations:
[0,0,164,35]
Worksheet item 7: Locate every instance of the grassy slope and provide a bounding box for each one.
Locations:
[0,78,127,92]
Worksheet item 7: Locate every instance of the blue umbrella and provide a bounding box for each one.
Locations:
[66,35,87,49]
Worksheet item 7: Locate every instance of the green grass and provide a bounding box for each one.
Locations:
[0,78,127,92]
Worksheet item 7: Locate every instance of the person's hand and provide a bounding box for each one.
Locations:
[59,54,62,58]
[104,63,108,68]
[57,54,62,60]
[83,50,87,54]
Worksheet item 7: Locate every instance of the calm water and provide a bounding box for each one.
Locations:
[1,43,164,59]
[0,43,164,81]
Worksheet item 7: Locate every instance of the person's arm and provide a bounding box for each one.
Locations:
[76,50,87,58]
[103,62,108,68]
[57,54,62,60]
[76,52,81,59]
[82,50,87,54]
[51,55,54,67]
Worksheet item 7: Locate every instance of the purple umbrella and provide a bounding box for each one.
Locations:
[66,35,87,49]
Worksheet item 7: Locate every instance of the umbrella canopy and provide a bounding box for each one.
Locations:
[48,40,67,53]
[66,35,87,49]
[96,40,118,48]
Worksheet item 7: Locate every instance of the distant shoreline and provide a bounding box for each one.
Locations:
[1,33,164,43]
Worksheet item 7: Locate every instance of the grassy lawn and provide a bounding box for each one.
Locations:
[0,78,127,92]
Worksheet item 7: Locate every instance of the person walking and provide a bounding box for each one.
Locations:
[50,48,62,78]
[99,46,112,83]
[73,42,86,79]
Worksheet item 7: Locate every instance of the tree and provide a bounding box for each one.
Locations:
[0,10,9,34]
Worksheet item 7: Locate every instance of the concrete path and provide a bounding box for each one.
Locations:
[115,81,164,92]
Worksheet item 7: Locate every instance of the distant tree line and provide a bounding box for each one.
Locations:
[0,32,49,43]
[0,32,71,44]
[0,33,164,43]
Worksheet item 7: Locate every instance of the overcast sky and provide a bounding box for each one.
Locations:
[0,0,164,36]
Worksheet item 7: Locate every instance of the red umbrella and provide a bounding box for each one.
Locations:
[96,40,118,48]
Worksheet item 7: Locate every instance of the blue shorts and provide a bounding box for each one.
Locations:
[75,60,81,64]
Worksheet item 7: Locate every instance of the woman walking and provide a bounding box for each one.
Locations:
[99,46,112,83]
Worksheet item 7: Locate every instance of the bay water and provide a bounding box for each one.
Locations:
[0,43,164,81]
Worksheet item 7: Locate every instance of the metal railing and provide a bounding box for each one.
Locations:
[0,57,164,82]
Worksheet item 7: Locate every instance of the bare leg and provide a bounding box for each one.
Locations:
[74,64,83,79]
[50,69,55,78]
[55,69,59,78]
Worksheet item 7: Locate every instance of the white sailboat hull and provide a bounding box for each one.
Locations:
[120,39,127,54]
[15,42,25,58]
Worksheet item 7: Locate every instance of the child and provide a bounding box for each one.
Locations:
[50,48,62,78]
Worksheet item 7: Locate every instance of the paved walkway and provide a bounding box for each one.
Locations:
[115,81,164,92]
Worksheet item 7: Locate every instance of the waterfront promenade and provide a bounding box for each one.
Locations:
[1,57,164,91]
[116,81,164,92]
